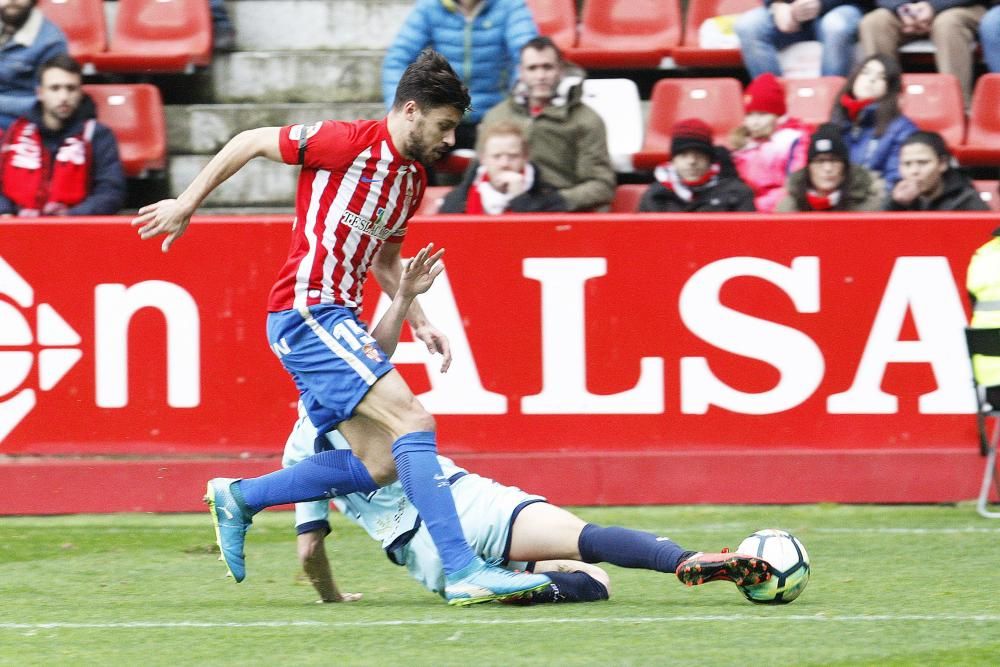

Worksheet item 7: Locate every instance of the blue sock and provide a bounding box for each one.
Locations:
[578,524,687,573]
[391,432,475,576]
[238,449,378,513]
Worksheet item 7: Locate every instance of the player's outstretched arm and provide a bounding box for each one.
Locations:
[297,530,362,604]
[370,243,445,358]
[130,127,283,252]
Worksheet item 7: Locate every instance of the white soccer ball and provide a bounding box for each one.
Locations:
[736,529,810,604]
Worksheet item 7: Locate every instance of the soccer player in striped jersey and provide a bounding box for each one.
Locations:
[131,50,551,605]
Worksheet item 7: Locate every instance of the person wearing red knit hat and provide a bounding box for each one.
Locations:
[639,118,755,212]
[730,73,812,213]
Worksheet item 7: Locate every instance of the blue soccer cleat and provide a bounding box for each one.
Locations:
[444,557,552,606]
[204,478,252,583]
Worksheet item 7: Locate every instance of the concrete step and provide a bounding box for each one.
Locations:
[169,155,299,206]
[166,102,383,154]
[228,0,410,52]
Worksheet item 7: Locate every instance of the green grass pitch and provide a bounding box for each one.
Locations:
[2,504,999,665]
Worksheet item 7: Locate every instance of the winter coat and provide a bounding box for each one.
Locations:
[0,9,68,127]
[439,160,568,213]
[731,118,811,213]
[480,73,616,211]
[381,0,538,123]
[639,148,756,212]
[884,168,990,211]
[0,96,126,215]
[775,164,884,212]
[832,103,917,189]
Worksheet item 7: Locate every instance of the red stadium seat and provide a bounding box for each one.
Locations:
[564,0,681,69]
[672,0,758,68]
[83,84,167,178]
[953,74,1000,167]
[633,77,744,170]
[899,73,966,149]
[83,0,212,74]
[610,184,647,212]
[781,77,845,127]
[973,180,1000,212]
[525,0,577,52]
[37,0,107,61]
[414,186,451,216]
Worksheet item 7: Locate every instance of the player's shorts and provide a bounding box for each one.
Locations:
[267,305,395,433]
[391,473,546,598]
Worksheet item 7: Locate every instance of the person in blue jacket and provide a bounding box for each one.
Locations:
[381,0,538,152]
[828,53,917,191]
[0,0,68,128]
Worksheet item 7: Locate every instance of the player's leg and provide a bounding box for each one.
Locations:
[529,560,611,603]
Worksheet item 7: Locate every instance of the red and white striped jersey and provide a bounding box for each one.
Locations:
[267,118,426,312]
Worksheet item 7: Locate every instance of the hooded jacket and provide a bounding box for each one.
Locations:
[0,8,68,127]
[884,168,989,211]
[0,95,126,215]
[480,71,616,211]
[776,164,884,212]
[381,0,538,123]
[731,117,812,213]
[639,147,755,213]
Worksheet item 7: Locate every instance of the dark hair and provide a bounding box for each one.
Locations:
[833,54,904,138]
[521,35,562,62]
[392,49,470,114]
[39,54,83,80]
[902,130,951,160]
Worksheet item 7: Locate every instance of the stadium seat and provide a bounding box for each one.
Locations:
[564,0,682,69]
[953,74,1000,167]
[632,77,744,170]
[83,83,167,178]
[781,77,845,126]
[525,0,577,52]
[415,186,452,216]
[610,184,647,212]
[581,78,644,172]
[899,73,966,149]
[37,0,107,62]
[671,0,758,68]
[962,327,1000,518]
[83,0,212,74]
[974,181,1000,212]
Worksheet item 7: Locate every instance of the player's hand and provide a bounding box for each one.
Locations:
[399,243,446,300]
[131,198,193,252]
[891,178,921,205]
[317,592,362,603]
[412,322,452,373]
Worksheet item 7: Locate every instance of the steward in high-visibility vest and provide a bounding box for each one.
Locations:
[966,230,1000,403]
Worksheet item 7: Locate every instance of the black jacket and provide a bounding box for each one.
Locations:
[885,169,989,212]
[639,148,755,213]
[439,160,568,214]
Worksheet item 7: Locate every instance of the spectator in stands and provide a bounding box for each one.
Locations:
[0,54,125,216]
[734,0,869,78]
[439,121,567,214]
[730,73,812,213]
[859,0,987,104]
[980,1,1000,73]
[381,0,538,153]
[884,131,988,210]
[776,123,884,211]
[829,54,916,190]
[0,0,67,128]
[481,36,615,211]
[638,118,755,213]
[210,0,236,52]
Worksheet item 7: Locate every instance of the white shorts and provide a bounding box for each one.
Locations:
[392,472,545,597]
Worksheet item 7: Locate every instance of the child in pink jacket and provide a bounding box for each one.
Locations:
[731,73,812,213]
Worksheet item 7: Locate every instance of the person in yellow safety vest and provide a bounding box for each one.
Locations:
[967,227,1000,407]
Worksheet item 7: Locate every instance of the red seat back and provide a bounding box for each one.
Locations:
[525,0,577,52]
[611,184,647,213]
[83,83,167,177]
[643,78,744,154]
[415,186,451,216]
[966,74,1000,151]
[570,0,681,67]
[37,0,107,59]
[899,73,966,148]
[781,77,845,127]
[973,180,1000,212]
[106,0,211,66]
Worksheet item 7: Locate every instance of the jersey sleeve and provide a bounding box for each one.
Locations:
[278,120,353,169]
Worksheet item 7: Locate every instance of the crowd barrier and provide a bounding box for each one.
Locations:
[1,212,997,513]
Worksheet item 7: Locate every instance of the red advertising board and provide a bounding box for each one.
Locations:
[0,213,995,511]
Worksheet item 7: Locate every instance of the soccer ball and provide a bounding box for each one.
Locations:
[736,529,810,604]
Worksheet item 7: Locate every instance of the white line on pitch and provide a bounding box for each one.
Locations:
[4,615,1000,631]
[646,526,1000,535]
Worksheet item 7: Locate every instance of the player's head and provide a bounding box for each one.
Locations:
[37,54,84,129]
[392,49,471,164]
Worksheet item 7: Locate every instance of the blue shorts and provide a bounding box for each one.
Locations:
[266,305,395,433]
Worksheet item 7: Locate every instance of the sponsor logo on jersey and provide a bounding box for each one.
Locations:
[339,207,393,241]
[362,342,382,363]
